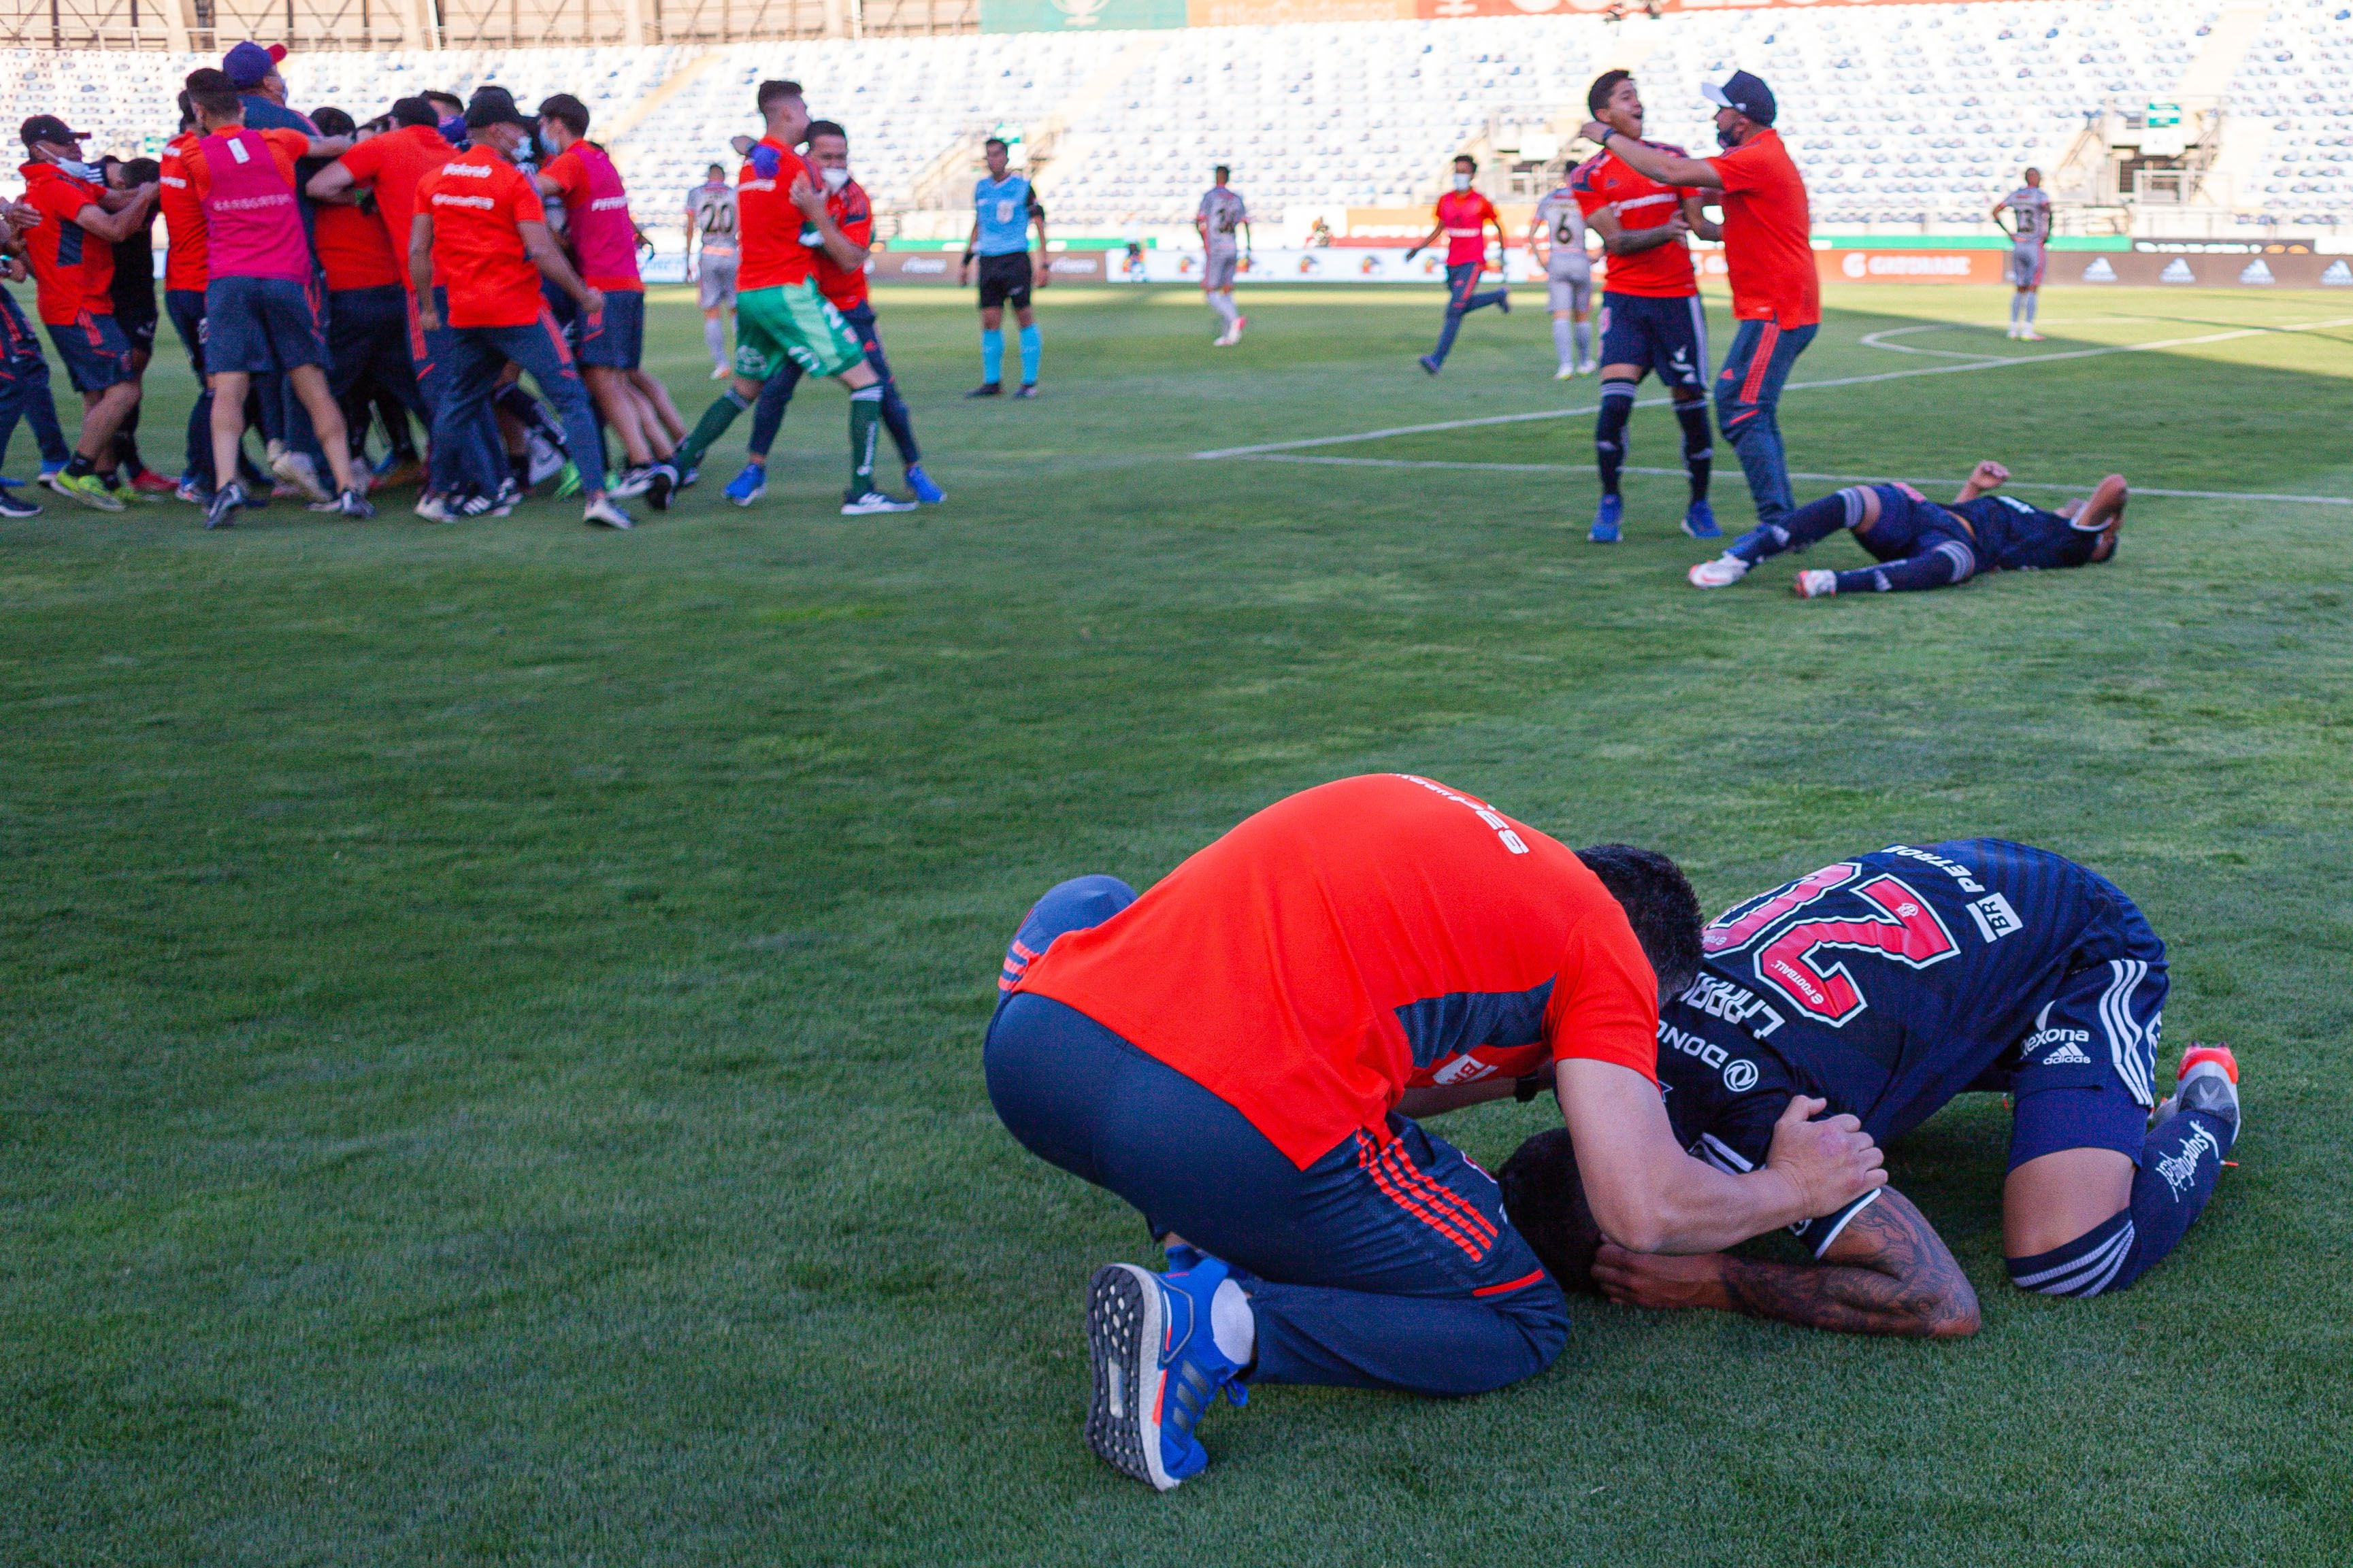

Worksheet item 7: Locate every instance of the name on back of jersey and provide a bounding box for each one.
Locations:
[1677,971,1788,1037]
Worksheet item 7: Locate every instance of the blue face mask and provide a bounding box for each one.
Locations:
[54,157,100,181]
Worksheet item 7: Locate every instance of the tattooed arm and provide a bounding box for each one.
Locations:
[1589,1186,1980,1338]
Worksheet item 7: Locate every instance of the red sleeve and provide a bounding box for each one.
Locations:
[542,150,590,208]
[1480,196,1500,224]
[336,137,385,184]
[1542,908,1662,1084]
[837,195,873,250]
[264,128,310,183]
[508,169,546,225]
[33,178,88,224]
[1707,139,1766,195]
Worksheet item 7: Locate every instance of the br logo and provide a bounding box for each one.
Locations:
[1051,0,1110,24]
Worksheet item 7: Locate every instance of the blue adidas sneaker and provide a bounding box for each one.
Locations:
[1589,493,1623,544]
[1681,499,1722,539]
[904,464,946,505]
[723,463,766,507]
[1086,1256,1249,1491]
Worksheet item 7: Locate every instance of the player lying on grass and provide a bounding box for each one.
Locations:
[1688,462,2125,597]
[986,774,1887,1490]
[1498,839,2240,1336]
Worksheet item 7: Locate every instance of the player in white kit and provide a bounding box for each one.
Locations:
[1196,167,1251,346]
[685,163,740,378]
[1528,180,1596,378]
[1992,169,2052,341]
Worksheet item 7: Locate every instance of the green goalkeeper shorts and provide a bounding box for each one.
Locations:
[734,280,864,381]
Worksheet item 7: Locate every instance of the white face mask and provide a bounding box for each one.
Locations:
[54,156,100,181]
[821,165,851,191]
[1451,171,1472,192]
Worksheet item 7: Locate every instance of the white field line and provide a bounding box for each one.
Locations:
[1237,454,2353,507]
[1190,315,2353,461]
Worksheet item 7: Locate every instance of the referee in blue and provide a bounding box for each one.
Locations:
[957,137,1047,399]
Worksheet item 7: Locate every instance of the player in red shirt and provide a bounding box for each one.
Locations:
[408,90,629,529]
[1572,71,1724,545]
[14,112,161,511]
[730,120,940,508]
[0,195,78,513]
[308,107,425,491]
[1403,155,1509,375]
[987,774,1886,1490]
[1582,71,1819,541]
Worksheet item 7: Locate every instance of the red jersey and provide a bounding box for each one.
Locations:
[1571,143,1698,298]
[17,161,114,323]
[737,137,821,291]
[415,146,547,328]
[314,198,404,290]
[540,142,642,293]
[334,124,456,292]
[1434,188,1498,268]
[1013,774,1662,1170]
[183,127,312,283]
[1707,129,1819,327]
[812,176,873,312]
[156,131,208,293]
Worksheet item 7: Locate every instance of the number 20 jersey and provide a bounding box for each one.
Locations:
[1660,839,2164,1150]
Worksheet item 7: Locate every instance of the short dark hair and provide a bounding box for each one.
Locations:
[309,105,354,137]
[1575,844,1702,999]
[390,95,438,128]
[1213,163,1230,178]
[706,161,724,176]
[183,68,242,120]
[537,93,589,137]
[804,118,846,143]
[176,90,195,131]
[756,79,804,112]
[1453,153,1477,171]
[983,135,1008,152]
[1587,69,1633,118]
[1498,1129,1606,1295]
[119,156,160,185]
[422,90,463,113]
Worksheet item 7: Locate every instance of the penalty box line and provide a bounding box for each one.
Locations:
[1237,454,2353,509]
[1189,316,2353,462]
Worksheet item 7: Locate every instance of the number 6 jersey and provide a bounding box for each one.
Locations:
[1657,839,2166,1224]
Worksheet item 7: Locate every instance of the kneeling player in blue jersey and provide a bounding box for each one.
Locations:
[1500,840,2239,1334]
[1687,461,2126,597]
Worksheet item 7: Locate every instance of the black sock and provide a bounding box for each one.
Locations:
[1675,400,1712,503]
[65,452,95,479]
[1594,380,1635,498]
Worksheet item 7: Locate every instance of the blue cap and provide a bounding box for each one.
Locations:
[1702,71,1777,127]
[223,40,286,89]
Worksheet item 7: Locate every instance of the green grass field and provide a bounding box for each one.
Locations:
[5,281,2352,1565]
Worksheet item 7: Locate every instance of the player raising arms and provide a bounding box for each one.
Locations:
[1502,839,2239,1333]
[725,119,941,509]
[1571,71,1720,543]
[1196,164,1250,346]
[1405,154,1509,376]
[959,136,1047,399]
[1688,461,2126,597]
[669,80,916,516]
[685,162,738,380]
[1527,172,1594,379]
[987,774,1886,1490]
[1992,167,2052,341]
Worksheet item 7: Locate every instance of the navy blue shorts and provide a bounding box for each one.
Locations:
[986,876,1568,1397]
[1598,290,1709,394]
[575,289,644,369]
[44,311,135,394]
[205,276,328,375]
[1860,484,1980,574]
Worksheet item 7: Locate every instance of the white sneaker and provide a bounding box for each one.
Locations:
[271,448,331,503]
[2019,328,2045,342]
[1554,363,1576,380]
[1576,356,1599,375]
[2006,324,2021,339]
[1687,554,1751,588]
[709,364,731,380]
[1793,569,1838,599]
[414,493,457,523]
[607,465,655,499]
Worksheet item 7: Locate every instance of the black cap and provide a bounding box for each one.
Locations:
[1702,70,1777,127]
[463,88,530,131]
[20,114,86,148]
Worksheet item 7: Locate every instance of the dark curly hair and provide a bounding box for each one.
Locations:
[1575,843,1702,999]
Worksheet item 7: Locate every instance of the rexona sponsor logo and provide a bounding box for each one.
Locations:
[2324,259,2353,286]
[2159,258,2196,283]
[2239,258,2276,285]
[2082,256,2118,282]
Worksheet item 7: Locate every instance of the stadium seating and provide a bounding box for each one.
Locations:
[2,0,2345,235]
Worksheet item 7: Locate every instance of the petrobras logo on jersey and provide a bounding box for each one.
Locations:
[1967,892,2024,944]
[1885,844,1987,895]
[1393,773,1530,854]
[431,193,496,210]
[1677,972,1788,1038]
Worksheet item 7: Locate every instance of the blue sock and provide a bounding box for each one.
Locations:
[1019,324,1041,386]
[981,329,1004,385]
[2006,1110,2232,1297]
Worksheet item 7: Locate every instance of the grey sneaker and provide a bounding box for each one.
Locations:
[2152,1044,2239,1149]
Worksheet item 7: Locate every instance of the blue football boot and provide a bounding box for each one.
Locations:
[1086,1256,1249,1490]
[1589,493,1623,544]
[723,463,767,507]
[1681,498,1722,539]
[904,464,946,505]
